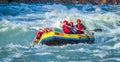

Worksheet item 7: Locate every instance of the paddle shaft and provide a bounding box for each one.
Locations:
[86,29,102,32]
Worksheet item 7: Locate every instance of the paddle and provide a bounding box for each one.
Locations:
[87,29,102,32]
[29,37,36,48]
[93,29,102,32]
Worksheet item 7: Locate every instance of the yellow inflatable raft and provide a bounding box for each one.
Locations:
[38,31,94,46]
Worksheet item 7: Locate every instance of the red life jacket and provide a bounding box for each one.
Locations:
[36,31,43,38]
[62,25,71,34]
[76,24,84,31]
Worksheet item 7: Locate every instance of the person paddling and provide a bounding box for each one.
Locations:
[43,28,52,33]
[69,22,76,34]
[75,19,86,34]
[31,29,43,47]
[32,27,52,43]
[60,20,71,34]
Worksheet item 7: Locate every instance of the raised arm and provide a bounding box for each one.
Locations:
[60,21,63,28]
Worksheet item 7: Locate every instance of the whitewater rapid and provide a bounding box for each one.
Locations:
[0,3,120,62]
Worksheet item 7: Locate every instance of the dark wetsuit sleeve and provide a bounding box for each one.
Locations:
[81,24,86,30]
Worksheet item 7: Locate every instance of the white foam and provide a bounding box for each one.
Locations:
[93,52,108,58]
[109,58,120,61]
[109,27,120,36]
[0,19,21,31]
[113,42,120,49]
[13,53,23,58]
[2,58,12,62]
[0,19,10,24]
[7,43,28,49]
[92,49,102,53]
[101,58,120,62]
[0,27,8,32]
[56,55,69,59]
[99,46,114,50]
[43,4,68,11]
[68,61,91,62]
[0,19,9,32]
[67,48,86,52]
[36,52,52,56]
[99,42,120,49]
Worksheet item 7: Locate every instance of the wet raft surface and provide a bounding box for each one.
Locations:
[39,32,95,46]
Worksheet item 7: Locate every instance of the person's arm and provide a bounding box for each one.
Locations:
[75,24,79,30]
[68,24,72,28]
[49,27,54,31]
[60,21,63,28]
[81,24,86,30]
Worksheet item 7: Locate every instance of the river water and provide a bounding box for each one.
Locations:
[0,3,120,62]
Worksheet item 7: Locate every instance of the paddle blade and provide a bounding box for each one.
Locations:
[93,29,102,32]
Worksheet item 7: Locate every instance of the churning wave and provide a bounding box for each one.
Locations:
[0,3,120,62]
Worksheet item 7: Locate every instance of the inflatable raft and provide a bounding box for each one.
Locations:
[38,31,95,46]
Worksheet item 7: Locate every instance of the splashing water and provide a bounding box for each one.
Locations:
[0,3,120,62]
